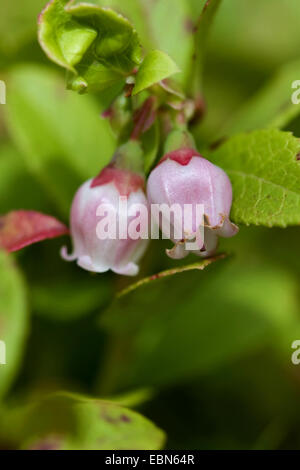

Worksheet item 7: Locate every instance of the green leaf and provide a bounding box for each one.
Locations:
[209,129,300,227]
[93,0,194,87]
[133,50,180,96]
[38,0,141,92]
[66,63,125,94]
[0,251,28,399]
[91,0,154,51]
[147,0,193,86]
[2,392,165,450]
[107,388,154,408]
[100,260,298,389]
[221,59,300,136]
[3,65,116,216]
[68,3,141,68]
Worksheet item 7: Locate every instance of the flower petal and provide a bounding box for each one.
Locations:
[166,242,188,260]
[113,262,139,276]
[60,245,77,261]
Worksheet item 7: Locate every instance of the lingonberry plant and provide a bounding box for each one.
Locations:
[1,0,300,451]
[1,0,241,270]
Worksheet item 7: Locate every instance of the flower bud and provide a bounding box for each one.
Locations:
[61,165,149,275]
[147,148,238,259]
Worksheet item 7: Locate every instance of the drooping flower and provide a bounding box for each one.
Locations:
[61,164,149,275]
[147,148,238,259]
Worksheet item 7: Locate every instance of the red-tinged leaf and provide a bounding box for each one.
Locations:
[0,211,69,252]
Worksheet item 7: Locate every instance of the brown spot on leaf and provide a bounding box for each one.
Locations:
[296,152,300,161]
[120,414,131,423]
[100,406,131,425]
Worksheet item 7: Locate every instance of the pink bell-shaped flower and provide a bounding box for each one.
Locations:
[61,164,149,276]
[147,148,238,259]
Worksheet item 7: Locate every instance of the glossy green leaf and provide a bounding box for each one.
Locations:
[2,392,165,450]
[133,50,180,96]
[147,0,193,86]
[38,0,141,92]
[38,0,97,71]
[94,0,194,86]
[4,65,116,216]
[68,3,141,68]
[210,129,300,227]
[91,0,154,51]
[0,251,28,399]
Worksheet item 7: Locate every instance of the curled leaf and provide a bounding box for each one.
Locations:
[38,0,141,92]
[0,210,69,252]
[132,50,180,96]
[38,0,97,72]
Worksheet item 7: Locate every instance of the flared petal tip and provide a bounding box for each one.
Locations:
[61,246,140,276]
[60,245,77,262]
[113,262,140,276]
[211,214,239,238]
[166,213,238,261]
[166,242,189,260]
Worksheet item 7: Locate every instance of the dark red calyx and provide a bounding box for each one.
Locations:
[158,148,202,166]
[91,165,144,197]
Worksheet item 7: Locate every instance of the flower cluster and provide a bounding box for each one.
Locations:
[62,147,238,276]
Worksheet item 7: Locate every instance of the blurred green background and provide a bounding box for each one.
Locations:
[1,0,300,450]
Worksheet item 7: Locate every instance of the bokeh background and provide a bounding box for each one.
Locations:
[1,0,300,449]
